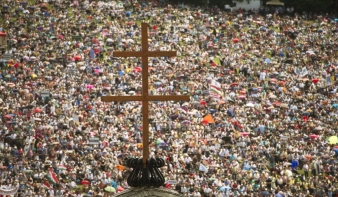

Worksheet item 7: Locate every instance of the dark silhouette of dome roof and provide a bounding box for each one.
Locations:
[113,187,183,197]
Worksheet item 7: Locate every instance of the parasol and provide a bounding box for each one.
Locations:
[34,108,43,113]
[114,165,125,171]
[104,186,116,193]
[81,180,91,185]
[328,136,338,145]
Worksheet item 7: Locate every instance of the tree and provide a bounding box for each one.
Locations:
[233,0,252,3]
[170,0,334,12]
[282,0,333,12]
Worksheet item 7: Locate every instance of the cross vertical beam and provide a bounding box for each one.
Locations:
[141,23,149,165]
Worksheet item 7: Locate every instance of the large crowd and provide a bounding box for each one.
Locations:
[0,0,338,197]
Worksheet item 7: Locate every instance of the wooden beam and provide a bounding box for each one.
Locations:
[101,95,190,102]
[141,23,149,165]
[148,95,190,101]
[101,96,143,102]
[113,51,177,57]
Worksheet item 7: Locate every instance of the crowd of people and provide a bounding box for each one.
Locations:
[0,0,338,196]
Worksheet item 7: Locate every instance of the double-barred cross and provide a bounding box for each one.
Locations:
[102,23,190,166]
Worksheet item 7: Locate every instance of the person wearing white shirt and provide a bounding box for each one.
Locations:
[193,191,201,196]
[48,188,54,197]
[204,187,212,194]
[181,185,188,193]
[184,156,192,164]
[259,71,266,81]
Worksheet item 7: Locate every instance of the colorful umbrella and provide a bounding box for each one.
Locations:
[328,136,338,145]
[230,82,238,87]
[104,186,116,193]
[241,132,250,136]
[218,100,225,105]
[40,3,48,7]
[201,114,215,124]
[6,83,15,87]
[239,89,246,95]
[81,180,91,185]
[155,138,164,145]
[278,81,286,86]
[133,67,141,72]
[114,165,125,171]
[201,120,209,125]
[34,108,43,113]
[117,186,124,192]
[74,56,82,61]
[181,120,191,124]
[3,115,13,119]
[238,95,246,99]
[272,102,281,106]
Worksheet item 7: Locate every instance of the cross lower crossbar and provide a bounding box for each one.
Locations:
[101,95,190,102]
[113,51,177,57]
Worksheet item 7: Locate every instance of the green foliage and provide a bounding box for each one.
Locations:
[170,0,235,6]
[210,0,234,6]
[171,0,205,6]
[233,0,251,3]
[282,0,332,12]
[170,0,333,12]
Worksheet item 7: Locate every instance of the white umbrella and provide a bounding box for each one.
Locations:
[182,102,189,107]
[269,94,277,99]
[188,109,198,115]
[245,103,255,108]
[281,170,293,177]
[314,126,323,131]
[127,39,134,44]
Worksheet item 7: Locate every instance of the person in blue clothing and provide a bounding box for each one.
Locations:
[291,159,298,171]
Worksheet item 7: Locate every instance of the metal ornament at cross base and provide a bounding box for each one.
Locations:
[101,23,190,188]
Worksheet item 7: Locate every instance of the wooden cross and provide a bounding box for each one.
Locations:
[101,23,190,165]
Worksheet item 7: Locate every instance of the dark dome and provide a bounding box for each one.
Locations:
[113,187,183,197]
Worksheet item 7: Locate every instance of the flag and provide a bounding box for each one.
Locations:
[243,163,251,171]
[300,67,308,77]
[26,182,34,190]
[201,114,215,124]
[294,67,300,76]
[42,180,52,190]
[209,80,222,99]
[326,76,332,86]
[178,108,187,115]
[46,168,59,185]
[57,165,67,171]
[199,163,208,173]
